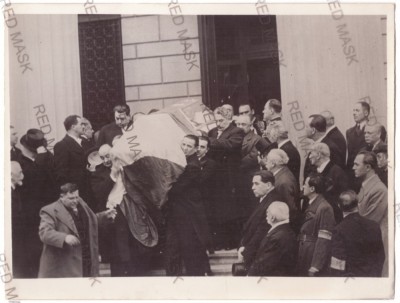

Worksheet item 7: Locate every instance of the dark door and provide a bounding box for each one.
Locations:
[78,15,125,131]
[199,15,281,117]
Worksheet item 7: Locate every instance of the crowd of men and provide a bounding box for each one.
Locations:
[10,99,389,278]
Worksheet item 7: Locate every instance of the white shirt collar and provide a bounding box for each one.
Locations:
[268,219,290,233]
[317,159,330,173]
[326,125,335,135]
[278,139,290,149]
[358,120,367,129]
[308,195,318,205]
[68,133,82,146]
[272,167,283,176]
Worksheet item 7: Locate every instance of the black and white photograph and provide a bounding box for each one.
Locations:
[1,1,396,300]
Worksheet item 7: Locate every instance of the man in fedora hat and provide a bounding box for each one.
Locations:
[17,128,59,277]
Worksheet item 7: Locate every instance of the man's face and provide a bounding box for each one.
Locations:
[252,175,270,198]
[72,117,85,135]
[10,128,18,147]
[181,137,197,156]
[305,118,314,138]
[83,123,94,139]
[340,194,352,210]
[197,139,209,158]
[364,125,380,145]
[239,105,254,120]
[60,190,80,210]
[264,155,275,171]
[302,177,313,197]
[236,117,252,134]
[215,113,230,131]
[262,102,272,121]
[353,103,368,123]
[353,154,369,178]
[115,112,130,128]
[309,149,319,166]
[99,151,112,167]
[221,105,233,119]
[266,208,274,226]
[11,163,24,186]
[376,152,388,169]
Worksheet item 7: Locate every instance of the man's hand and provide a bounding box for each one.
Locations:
[64,235,80,247]
[237,246,245,262]
[36,146,47,154]
[103,209,117,221]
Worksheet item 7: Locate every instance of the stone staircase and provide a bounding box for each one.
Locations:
[99,249,237,277]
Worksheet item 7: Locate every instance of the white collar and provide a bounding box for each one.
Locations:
[317,159,330,173]
[343,210,358,218]
[268,219,290,233]
[308,195,318,205]
[68,133,82,145]
[11,183,16,190]
[357,120,367,129]
[278,139,290,149]
[326,125,336,135]
[272,167,283,176]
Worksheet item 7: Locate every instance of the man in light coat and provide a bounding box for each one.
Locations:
[38,183,115,278]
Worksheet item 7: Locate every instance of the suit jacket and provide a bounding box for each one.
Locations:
[240,132,265,171]
[199,155,218,216]
[248,223,297,276]
[11,146,22,162]
[90,164,115,212]
[274,166,300,216]
[54,135,87,194]
[330,213,385,277]
[97,121,123,147]
[38,199,100,278]
[320,161,349,223]
[346,124,367,169]
[240,189,283,266]
[279,140,301,182]
[326,126,346,161]
[365,139,386,153]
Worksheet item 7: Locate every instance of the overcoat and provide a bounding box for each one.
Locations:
[38,198,100,278]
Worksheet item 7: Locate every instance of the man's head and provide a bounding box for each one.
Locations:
[81,117,94,139]
[252,170,275,198]
[353,151,377,179]
[221,104,234,120]
[264,149,289,172]
[320,110,335,128]
[309,142,330,167]
[263,99,281,121]
[306,114,327,140]
[197,136,210,158]
[353,102,370,124]
[339,190,358,213]
[10,125,18,147]
[236,115,252,134]
[238,104,254,121]
[266,201,289,226]
[268,121,288,143]
[303,173,325,198]
[99,144,112,167]
[375,144,388,169]
[214,107,232,132]
[59,183,80,211]
[64,115,84,136]
[364,122,382,145]
[181,135,198,156]
[11,161,24,187]
[113,104,131,128]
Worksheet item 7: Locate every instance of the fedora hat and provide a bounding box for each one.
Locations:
[20,129,47,152]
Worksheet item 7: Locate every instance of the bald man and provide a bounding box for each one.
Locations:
[221,104,236,126]
[364,122,386,153]
[247,202,297,276]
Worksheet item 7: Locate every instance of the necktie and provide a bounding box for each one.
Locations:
[217,131,222,139]
[356,123,361,135]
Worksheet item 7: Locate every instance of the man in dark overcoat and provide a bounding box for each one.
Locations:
[165,135,210,276]
[208,106,244,249]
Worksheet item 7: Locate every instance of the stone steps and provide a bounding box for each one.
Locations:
[99,249,237,277]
